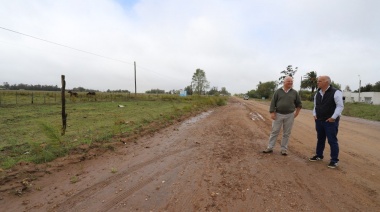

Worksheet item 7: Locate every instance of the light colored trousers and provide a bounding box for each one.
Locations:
[267,113,295,150]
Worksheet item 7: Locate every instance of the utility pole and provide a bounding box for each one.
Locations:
[358,75,361,102]
[134,61,136,96]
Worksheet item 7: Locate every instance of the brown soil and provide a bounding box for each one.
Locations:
[1,97,380,211]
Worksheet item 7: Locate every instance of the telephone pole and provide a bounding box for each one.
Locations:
[134,61,136,96]
[358,75,361,102]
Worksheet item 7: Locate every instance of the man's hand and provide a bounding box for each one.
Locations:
[326,118,335,122]
[270,112,276,120]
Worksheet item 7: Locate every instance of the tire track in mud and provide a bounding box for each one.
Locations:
[241,101,272,130]
[103,157,191,212]
[52,144,197,212]
[198,101,267,211]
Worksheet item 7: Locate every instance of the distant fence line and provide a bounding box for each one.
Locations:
[0,90,135,106]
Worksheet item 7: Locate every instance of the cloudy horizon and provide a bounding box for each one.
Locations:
[1,0,379,94]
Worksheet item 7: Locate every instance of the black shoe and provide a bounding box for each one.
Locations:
[309,155,323,161]
[328,162,338,169]
[262,148,273,153]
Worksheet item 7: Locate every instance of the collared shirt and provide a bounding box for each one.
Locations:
[313,86,344,119]
[270,88,302,114]
[282,87,291,93]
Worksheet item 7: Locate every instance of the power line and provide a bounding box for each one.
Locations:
[0,26,185,83]
[0,26,134,65]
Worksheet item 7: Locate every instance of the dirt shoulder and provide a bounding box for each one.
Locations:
[1,97,380,211]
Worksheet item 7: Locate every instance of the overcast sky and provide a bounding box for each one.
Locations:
[1,0,379,94]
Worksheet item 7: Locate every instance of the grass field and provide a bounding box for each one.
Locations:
[1,92,378,170]
[302,101,380,121]
[0,91,227,169]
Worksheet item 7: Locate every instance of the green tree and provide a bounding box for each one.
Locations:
[256,81,277,99]
[184,85,192,95]
[362,83,373,92]
[354,82,380,92]
[247,89,259,98]
[330,81,341,90]
[145,89,165,94]
[73,87,86,92]
[220,87,230,96]
[344,85,352,91]
[301,71,318,93]
[3,82,10,89]
[191,68,210,95]
[372,81,380,92]
[279,65,297,85]
[208,86,219,95]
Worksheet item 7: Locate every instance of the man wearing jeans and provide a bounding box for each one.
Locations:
[309,75,344,168]
[262,76,302,155]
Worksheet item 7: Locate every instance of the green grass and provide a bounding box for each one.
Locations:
[341,102,380,121]
[301,101,314,110]
[0,94,228,169]
[301,101,380,121]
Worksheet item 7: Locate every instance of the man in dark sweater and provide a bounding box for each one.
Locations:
[263,76,302,155]
[309,75,344,168]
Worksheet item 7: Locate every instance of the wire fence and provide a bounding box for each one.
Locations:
[0,90,136,106]
[0,90,193,106]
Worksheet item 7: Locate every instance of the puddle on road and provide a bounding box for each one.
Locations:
[181,110,213,126]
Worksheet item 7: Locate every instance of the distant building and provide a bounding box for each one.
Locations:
[179,90,187,97]
[343,91,380,105]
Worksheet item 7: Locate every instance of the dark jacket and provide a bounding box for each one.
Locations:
[315,87,338,120]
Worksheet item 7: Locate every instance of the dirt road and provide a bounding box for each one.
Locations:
[2,97,380,211]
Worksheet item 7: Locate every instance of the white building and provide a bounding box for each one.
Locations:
[343,91,380,105]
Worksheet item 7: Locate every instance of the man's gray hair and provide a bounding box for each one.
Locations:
[325,76,331,84]
[319,75,331,84]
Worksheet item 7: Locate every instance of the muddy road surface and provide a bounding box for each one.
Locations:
[1,97,380,211]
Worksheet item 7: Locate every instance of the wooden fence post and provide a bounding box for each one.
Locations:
[61,75,67,135]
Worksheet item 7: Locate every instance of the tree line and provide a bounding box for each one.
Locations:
[245,65,379,100]
[1,68,231,96]
[1,82,61,91]
[354,82,380,92]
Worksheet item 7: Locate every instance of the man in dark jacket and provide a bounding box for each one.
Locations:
[309,75,344,168]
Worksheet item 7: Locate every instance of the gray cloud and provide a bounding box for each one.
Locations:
[1,0,379,94]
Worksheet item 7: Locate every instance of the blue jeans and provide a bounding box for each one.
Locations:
[315,117,340,163]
